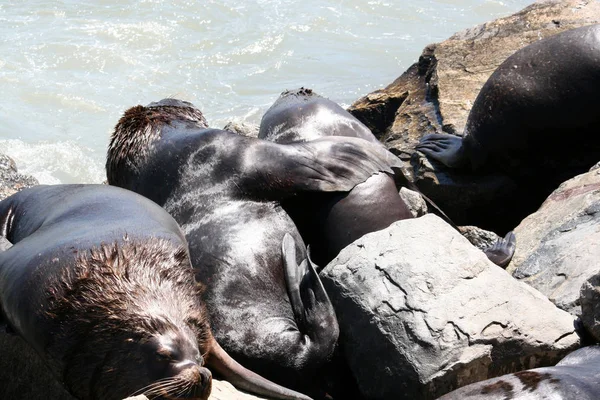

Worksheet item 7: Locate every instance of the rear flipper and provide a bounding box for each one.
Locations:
[282,234,339,363]
[416,133,466,169]
[483,231,516,268]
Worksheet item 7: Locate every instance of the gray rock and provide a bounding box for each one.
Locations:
[580,274,600,342]
[321,214,580,400]
[348,0,600,233]
[223,121,260,138]
[506,168,600,315]
[0,153,38,201]
[399,187,427,218]
[458,225,503,253]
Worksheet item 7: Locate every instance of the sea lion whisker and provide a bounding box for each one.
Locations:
[171,380,194,398]
[129,377,178,397]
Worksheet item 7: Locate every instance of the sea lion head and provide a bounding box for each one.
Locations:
[44,237,213,400]
[107,98,208,188]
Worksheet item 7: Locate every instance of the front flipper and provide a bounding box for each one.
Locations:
[483,231,516,268]
[416,133,466,169]
[241,136,403,199]
[282,234,339,361]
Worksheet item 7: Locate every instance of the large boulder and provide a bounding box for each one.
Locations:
[506,167,600,316]
[348,0,600,233]
[321,215,580,400]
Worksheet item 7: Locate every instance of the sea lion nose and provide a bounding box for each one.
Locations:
[193,367,212,400]
[198,367,212,387]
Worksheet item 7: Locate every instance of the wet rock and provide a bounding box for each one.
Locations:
[0,154,38,201]
[506,168,600,316]
[321,214,580,400]
[348,0,600,233]
[580,274,600,342]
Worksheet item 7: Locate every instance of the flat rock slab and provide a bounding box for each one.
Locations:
[507,168,600,315]
[321,215,579,400]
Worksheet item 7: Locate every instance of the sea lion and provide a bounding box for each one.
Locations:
[106,99,401,397]
[0,184,311,400]
[416,24,600,225]
[259,88,515,267]
[437,345,600,399]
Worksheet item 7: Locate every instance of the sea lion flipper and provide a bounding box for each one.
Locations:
[207,336,313,400]
[294,136,402,193]
[282,233,308,327]
[416,133,466,169]
[240,136,402,198]
[282,235,339,354]
[483,231,516,268]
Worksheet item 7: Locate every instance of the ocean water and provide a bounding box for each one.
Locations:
[0,0,533,184]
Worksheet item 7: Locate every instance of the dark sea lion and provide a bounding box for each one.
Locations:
[106,99,400,397]
[258,88,412,265]
[437,345,600,400]
[259,88,515,267]
[416,24,600,225]
[0,184,311,400]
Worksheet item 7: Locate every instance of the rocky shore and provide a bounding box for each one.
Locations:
[1,1,600,399]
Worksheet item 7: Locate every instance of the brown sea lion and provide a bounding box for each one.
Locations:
[106,99,401,398]
[437,346,600,400]
[259,88,515,267]
[416,24,600,231]
[0,184,311,400]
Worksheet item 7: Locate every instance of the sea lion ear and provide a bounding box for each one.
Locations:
[205,335,313,400]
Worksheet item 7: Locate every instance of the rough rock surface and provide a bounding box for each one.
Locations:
[457,225,505,254]
[0,154,38,201]
[223,121,260,138]
[348,0,600,233]
[399,187,427,218]
[321,215,580,400]
[580,274,600,342]
[506,167,600,316]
